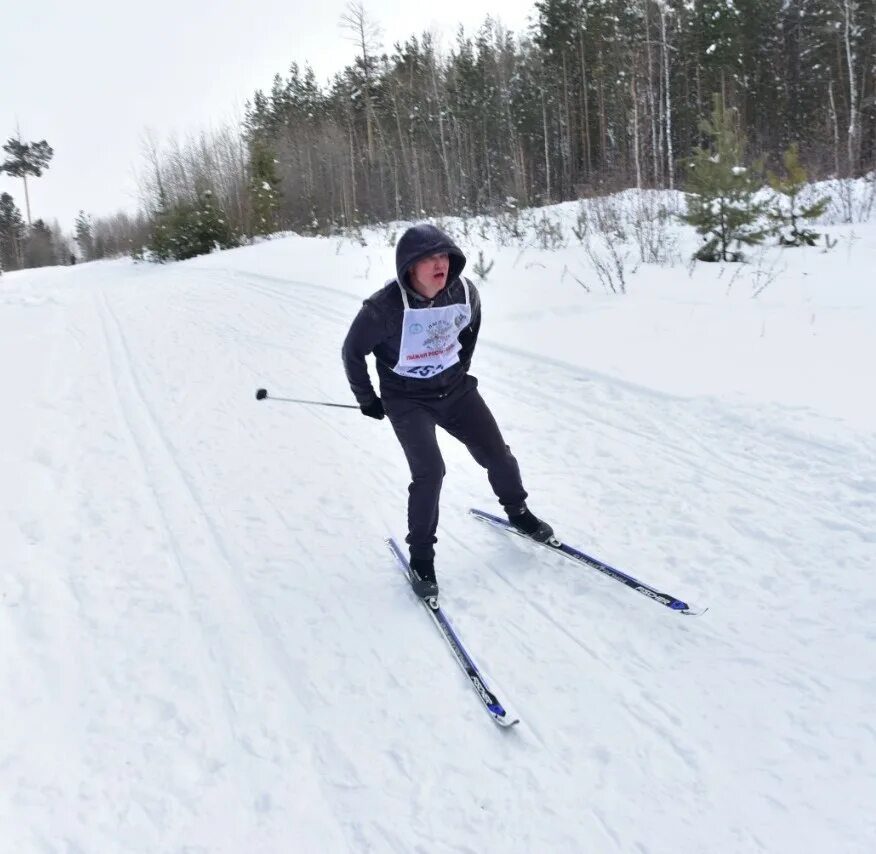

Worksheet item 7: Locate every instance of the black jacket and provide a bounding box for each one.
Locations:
[342,224,482,404]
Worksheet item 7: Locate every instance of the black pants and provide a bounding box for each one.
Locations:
[384,376,527,559]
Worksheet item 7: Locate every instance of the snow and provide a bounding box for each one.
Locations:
[2,195,875,853]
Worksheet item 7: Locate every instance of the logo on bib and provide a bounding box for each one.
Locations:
[424,319,453,348]
[408,322,423,334]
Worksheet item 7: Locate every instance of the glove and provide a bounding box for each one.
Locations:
[360,398,385,420]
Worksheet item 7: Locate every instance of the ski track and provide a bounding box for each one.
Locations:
[2,261,873,853]
[92,289,359,852]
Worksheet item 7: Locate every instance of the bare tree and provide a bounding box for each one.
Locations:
[838,0,861,174]
[642,0,659,185]
[426,36,454,205]
[134,124,249,234]
[631,73,643,190]
[339,1,383,160]
[657,1,674,190]
[828,79,842,179]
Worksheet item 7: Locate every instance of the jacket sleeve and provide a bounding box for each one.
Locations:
[458,280,481,373]
[342,302,385,405]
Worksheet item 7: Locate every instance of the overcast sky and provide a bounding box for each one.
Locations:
[1,0,536,230]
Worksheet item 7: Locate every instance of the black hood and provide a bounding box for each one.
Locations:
[395,224,466,288]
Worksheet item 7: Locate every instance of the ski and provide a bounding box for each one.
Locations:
[469,508,706,616]
[386,538,519,728]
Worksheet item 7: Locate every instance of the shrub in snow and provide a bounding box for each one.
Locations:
[623,191,679,266]
[534,213,567,250]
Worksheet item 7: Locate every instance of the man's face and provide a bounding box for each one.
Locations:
[410,252,450,299]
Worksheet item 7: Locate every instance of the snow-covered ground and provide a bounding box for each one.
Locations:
[2,200,874,853]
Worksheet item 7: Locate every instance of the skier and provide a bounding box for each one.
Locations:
[341,223,553,599]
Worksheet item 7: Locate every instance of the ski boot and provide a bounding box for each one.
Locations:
[409,556,439,603]
[508,506,555,544]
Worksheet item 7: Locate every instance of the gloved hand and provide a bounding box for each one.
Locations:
[360,397,385,420]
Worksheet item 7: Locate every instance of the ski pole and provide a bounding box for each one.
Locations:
[255,388,360,410]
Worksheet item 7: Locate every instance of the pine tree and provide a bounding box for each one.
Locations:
[189,190,237,257]
[0,192,25,271]
[49,218,73,266]
[767,143,829,246]
[147,201,175,263]
[23,219,55,268]
[147,190,238,262]
[0,136,54,225]
[248,140,281,236]
[74,210,95,260]
[683,94,767,262]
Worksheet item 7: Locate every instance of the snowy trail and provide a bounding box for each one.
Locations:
[4,278,357,851]
[2,256,874,853]
[185,265,876,849]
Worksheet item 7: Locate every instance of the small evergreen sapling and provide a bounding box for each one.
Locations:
[682,95,767,262]
[472,249,494,281]
[767,144,828,247]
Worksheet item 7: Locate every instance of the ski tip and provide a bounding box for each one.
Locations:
[681,604,708,617]
[671,596,708,616]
